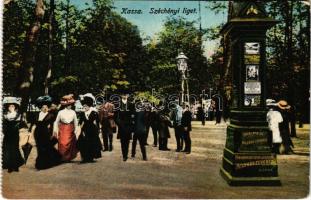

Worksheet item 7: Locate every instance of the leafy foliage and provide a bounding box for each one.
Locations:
[266,1,310,121]
[2,0,309,122]
[146,17,209,95]
[3,0,35,95]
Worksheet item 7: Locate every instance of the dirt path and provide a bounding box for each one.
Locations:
[1,121,309,198]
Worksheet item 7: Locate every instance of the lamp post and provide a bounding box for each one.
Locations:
[201,89,205,108]
[176,52,189,105]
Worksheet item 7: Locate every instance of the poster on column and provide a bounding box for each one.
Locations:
[244,95,261,106]
[244,82,261,94]
[244,54,260,64]
[245,42,260,54]
[246,65,259,81]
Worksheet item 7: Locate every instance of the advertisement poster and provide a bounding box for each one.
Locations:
[244,82,261,94]
[245,42,260,55]
[244,54,260,64]
[1,0,310,199]
[246,65,259,81]
[244,95,261,107]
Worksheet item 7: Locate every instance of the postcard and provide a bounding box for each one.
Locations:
[1,0,310,199]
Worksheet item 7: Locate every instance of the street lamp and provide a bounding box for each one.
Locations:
[176,52,190,105]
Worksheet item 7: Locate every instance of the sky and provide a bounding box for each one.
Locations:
[73,0,228,58]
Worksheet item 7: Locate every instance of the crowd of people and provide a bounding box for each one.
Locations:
[197,98,223,126]
[2,92,299,174]
[2,92,193,173]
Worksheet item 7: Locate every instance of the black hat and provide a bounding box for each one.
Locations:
[36,95,52,108]
[81,96,94,107]
[117,88,130,95]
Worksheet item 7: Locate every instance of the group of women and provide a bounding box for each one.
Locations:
[2,94,103,173]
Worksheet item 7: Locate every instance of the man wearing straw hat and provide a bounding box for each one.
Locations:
[277,100,294,154]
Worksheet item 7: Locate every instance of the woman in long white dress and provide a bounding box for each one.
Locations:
[267,105,283,154]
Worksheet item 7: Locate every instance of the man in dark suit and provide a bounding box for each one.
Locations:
[149,106,159,147]
[115,91,135,161]
[171,103,184,152]
[131,101,147,160]
[181,104,192,154]
[99,97,115,151]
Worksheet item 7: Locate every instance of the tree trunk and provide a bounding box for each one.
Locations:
[45,0,55,95]
[284,0,294,104]
[65,0,71,75]
[16,0,45,115]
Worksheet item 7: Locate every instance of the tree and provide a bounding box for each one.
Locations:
[266,1,310,122]
[14,0,45,114]
[44,0,55,95]
[146,17,209,95]
[3,0,35,96]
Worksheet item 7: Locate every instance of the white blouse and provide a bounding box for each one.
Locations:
[38,111,48,121]
[4,111,20,121]
[267,110,283,143]
[53,108,78,133]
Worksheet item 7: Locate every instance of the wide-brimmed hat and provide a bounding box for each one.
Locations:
[116,88,130,96]
[266,99,277,107]
[3,96,21,106]
[82,93,95,101]
[60,94,75,106]
[81,93,95,106]
[277,100,291,110]
[36,95,52,108]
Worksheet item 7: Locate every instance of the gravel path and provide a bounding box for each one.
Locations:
[1,121,309,198]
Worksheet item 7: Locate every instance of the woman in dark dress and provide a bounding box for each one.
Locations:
[32,96,62,170]
[77,95,102,163]
[2,97,24,173]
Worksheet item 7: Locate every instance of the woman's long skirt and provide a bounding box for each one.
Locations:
[77,125,102,162]
[34,124,62,169]
[2,121,24,170]
[58,123,78,161]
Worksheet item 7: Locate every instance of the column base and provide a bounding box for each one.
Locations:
[220,167,281,186]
